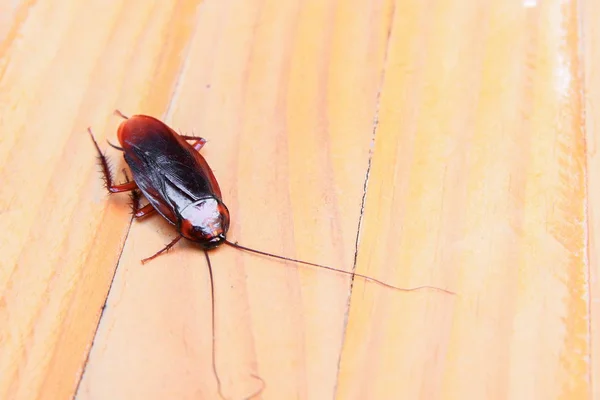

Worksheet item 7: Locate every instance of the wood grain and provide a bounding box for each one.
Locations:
[338,1,589,399]
[0,0,594,399]
[584,0,600,398]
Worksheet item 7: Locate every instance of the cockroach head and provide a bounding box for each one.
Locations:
[178,197,230,249]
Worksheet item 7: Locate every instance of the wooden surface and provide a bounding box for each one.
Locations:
[0,1,596,399]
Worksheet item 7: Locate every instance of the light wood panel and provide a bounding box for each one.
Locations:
[76,1,396,399]
[338,1,589,399]
[0,0,207,399]
[583,0,600,398]
[0,1,595,400]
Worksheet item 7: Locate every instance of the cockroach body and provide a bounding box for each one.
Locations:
[105,113,229,254]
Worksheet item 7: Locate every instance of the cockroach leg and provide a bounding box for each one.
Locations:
[107,139,124,151]
[114,109,129,120]
[129,188,141,215]
[87,127,138,193]
[180,135,207,151]
[191,139,206,152]
[179,135,205,140]
[128,186,157,219]
[140,235,183,264]
[134,204,156,219]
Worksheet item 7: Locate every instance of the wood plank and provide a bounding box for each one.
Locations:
[337,1,590,399]
[76,0,395,399]
[583,0,600,398]
[0,0,201,399]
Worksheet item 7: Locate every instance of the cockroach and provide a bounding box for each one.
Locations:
[88,111,453,399]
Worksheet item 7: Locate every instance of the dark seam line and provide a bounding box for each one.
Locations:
[72,214,135,399]
[333,1,398,396]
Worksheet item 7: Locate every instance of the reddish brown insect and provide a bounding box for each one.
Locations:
[88,111,453,399]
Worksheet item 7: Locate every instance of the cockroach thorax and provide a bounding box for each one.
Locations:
[178,198,230,249]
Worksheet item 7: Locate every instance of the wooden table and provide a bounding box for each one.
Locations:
[0,1,597,399]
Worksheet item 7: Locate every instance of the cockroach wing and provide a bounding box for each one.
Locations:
[120,118,223,225]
